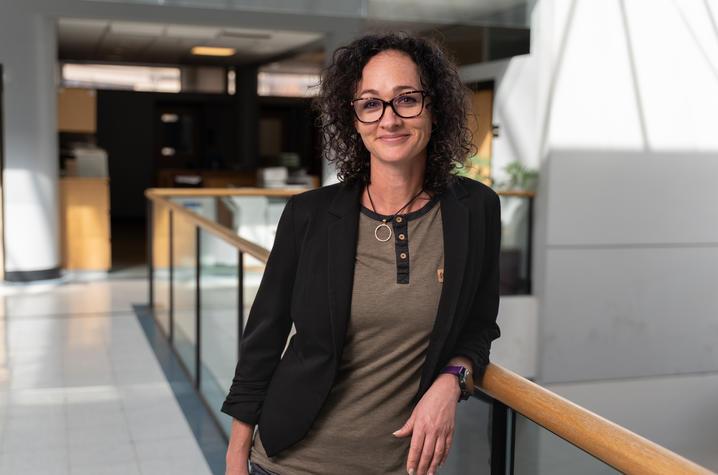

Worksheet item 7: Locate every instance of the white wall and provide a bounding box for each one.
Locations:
[463,0,718,467]
[535,0,718,384]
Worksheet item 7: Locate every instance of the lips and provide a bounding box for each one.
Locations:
[378,134,410,143]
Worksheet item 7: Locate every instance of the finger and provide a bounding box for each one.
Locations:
[407,430,426,475]
[417,433,437,475]
[393,414,415,438]
[428,436,445,475]
[440,432,454,466]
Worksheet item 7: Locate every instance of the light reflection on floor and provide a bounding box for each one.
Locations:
[0,276,212,475]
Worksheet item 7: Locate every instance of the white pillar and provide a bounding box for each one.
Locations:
[0,7,60,280]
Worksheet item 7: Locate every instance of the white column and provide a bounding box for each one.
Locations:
[0,7,60,280]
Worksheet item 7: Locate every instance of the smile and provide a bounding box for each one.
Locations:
[378,134,410,143]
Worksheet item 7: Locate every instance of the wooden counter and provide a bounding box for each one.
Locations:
[60,177,111,271]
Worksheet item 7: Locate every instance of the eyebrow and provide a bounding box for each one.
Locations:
[357,85,419,96]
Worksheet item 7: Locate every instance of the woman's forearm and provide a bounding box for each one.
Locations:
[226,418,254,474]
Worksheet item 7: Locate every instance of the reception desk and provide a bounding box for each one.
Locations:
[60,177,111,271]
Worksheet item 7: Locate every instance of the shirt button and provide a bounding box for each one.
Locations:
[395,216,403,223]
[398,233,406,240]
[400,252,407,259]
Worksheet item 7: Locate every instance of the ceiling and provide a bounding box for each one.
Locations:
[57,18,325,67]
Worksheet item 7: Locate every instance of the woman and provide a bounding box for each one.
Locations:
[223,32,501,475]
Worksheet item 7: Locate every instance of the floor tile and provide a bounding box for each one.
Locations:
[0,278,212,474]
[0,447,70,475]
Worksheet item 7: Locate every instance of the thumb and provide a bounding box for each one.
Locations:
[392,413,415,438]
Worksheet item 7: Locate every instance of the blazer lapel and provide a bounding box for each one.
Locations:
[418,179,470,391]
[326,181,363,359]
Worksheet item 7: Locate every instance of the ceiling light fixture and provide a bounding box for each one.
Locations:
[191,46,236,57]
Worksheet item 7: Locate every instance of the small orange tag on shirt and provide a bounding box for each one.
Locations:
[437,268,444,283]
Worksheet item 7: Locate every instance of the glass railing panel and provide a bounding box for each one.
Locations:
[499,194,532,295]
[221,195,289,270]
[441,396,493,474]
[171,196,216,221]
[172,211,198,380]
[513,413,619,475]
[198,229,240,436]
[151,201,172,336]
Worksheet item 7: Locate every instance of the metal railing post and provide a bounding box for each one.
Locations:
[169,209,174,344]
[490,399,512,474]
[147,200,154,307]
[237,250,245,360]
[195,225,201,389]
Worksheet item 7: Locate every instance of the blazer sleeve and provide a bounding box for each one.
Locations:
[452,190,502,377]
[220,197,297,425]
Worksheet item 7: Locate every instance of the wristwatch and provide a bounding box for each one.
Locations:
[440,365,473,401]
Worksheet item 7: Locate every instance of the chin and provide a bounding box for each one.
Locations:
[373,148,422,164]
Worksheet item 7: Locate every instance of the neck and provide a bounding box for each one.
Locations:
[364,154,428,214]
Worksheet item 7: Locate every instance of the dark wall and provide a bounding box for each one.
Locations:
[97,90,154,220]
[97,90,318,219]
[97,90,239,219]
[259,96,321,176]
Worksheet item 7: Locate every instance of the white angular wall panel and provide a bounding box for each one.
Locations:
[546,150,718,246]
[541,246,718,382]
[547,0,645,150]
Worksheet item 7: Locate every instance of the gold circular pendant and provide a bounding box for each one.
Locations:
[374,222,392,242]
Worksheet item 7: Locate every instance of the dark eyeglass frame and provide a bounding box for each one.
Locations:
[350,90,428,124]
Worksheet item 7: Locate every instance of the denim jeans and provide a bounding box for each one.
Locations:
[249,461,279,475]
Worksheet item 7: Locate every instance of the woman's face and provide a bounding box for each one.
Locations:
[353,50,432,167]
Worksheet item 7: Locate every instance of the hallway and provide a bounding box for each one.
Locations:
[0,276,213,474]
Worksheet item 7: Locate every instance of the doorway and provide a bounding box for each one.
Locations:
[463,81,495,185]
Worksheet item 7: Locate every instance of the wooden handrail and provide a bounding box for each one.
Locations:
[478,364,714,475]
[148,187,305,198]
[145,189,271,262]
[147,187,535,199]
[147,186,711,475]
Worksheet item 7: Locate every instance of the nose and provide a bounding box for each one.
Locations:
[379,103,401,128]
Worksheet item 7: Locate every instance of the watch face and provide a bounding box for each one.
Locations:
[457,366,468,385]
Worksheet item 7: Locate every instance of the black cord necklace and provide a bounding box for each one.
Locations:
[366,184,425,242]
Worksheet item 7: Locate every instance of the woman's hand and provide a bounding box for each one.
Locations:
[393,373,461,475]
[225,418,254,475]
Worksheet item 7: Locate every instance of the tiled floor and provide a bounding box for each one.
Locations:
[0,276,213,475]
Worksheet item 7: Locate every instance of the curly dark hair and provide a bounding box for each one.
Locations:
[315,32,474,192]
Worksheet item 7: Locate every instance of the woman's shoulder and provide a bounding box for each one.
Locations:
[449,176,499,204]
[289,182,345,209]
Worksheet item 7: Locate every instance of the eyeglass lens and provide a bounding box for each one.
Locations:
[353,92,424,123]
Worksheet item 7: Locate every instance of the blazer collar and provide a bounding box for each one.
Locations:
[328,180,363,218]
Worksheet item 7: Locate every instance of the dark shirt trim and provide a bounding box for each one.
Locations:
[359,193,441,222]
[360,194,441,284]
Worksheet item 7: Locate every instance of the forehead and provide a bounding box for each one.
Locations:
[356,50,421,94]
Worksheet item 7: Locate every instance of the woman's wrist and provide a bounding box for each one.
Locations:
[435,373,462,400]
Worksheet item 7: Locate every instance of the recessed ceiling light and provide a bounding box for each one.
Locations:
[191,46,236,57]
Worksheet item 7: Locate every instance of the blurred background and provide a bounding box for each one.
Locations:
[0,0,717,474]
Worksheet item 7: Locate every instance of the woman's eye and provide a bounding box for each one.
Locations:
[362,100,381,110]
[396,95,418,105]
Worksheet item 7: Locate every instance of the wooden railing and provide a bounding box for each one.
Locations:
[479,364,714,475]
[146,187,714,475]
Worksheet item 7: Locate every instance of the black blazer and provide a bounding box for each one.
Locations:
[221,176,501,457]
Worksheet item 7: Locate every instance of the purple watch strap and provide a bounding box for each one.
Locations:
[440,365,465,376]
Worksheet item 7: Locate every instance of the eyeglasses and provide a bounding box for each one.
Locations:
[350,90,428,124]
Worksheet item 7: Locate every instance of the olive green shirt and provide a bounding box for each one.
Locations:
[251,197,444,474]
